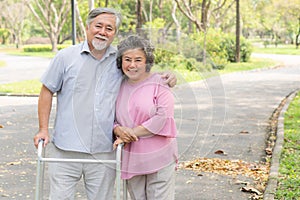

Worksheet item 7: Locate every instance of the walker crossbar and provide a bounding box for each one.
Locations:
[35,140,127,200]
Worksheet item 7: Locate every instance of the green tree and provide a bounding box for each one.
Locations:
[0,0,29,48]
[25,0,71,52]
[0,28,10,44]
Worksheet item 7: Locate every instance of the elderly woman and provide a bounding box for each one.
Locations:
[113,35,178,200]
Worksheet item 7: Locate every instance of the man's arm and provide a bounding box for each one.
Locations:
[33,85,53,148]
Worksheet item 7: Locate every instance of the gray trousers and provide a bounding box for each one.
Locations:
[126,162,176,200]
[48,144,116,200]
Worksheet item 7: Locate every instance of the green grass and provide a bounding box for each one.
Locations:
[7,51,56,58]
[0,80,41,94]
[253,45,300,55]
[0,45,56,58]
[152,57,278,84]
[218,57,278,74]
[0,60,5,67]
[153,67,203,84]
[275,93,300,199]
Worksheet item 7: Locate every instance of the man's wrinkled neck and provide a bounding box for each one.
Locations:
[89,45,107,60]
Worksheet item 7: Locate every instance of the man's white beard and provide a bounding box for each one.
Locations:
[92,39,108,51]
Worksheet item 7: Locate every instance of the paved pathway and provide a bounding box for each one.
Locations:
[0,53,299,199]
[0,53,50,84]
[173,53,300,200]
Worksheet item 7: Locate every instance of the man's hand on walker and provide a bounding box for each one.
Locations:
[33,131,50,148]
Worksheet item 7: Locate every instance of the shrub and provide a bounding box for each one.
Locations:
[189,30,229,69]
[187,29,253,69]
[23,44,70,52]
[0,28,10,44]
[220,35,253,62]
[240,38,253,62]
[154,47,209,72]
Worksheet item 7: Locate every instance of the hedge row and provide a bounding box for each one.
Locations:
[23,44,70,52]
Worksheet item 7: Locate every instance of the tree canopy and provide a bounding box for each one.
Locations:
[0,0,299,51]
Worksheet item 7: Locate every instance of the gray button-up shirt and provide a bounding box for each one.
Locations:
[41,41,123,153]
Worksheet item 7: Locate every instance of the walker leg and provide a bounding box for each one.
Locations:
[116,144,122,200]
[123,180,127,200]
[35,157,41,200]
[35,140,45,200]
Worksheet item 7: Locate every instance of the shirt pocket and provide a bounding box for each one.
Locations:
[96,71,122,109]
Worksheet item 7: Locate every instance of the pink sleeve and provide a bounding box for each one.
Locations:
[141,83,177,137]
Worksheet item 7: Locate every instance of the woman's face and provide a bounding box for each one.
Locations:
[121,48,149,83]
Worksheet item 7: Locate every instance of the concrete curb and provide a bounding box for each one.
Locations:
[263,90,299,200]
[0,93,39,97]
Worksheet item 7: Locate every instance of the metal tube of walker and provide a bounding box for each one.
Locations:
[35,140,126,199]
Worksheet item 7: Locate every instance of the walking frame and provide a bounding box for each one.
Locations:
[35,139,127,200]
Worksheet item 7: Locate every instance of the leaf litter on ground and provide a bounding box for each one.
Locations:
[179,157,270,199]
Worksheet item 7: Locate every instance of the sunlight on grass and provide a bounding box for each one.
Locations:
[0,80,41,94]
[218,58,277,74]
[276,93,300,199]
[253,45,300,55]
[0,45,56,58]
[7,51,56,58]
[153,66,204,84]
[0,60,5,67]
[173,69,203,84]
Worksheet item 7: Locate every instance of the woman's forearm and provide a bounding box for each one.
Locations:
[133,125,154,137]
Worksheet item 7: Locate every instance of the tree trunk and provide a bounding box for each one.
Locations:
[203,31,207,65]
[188,0,192,34]
[76,1,86,41]
[136,0,143,35]
[89,0,94,11]
[235,0,240,62]
[50,32,58,52]
[174,0,204,32]
[201,0,208,32]
[149,0,153,23]
[171,2,181,44]
[296,18,300,49]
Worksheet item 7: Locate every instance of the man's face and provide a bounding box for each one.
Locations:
[86,13,117,51]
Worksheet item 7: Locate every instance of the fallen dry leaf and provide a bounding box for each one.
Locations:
[179,157,270,198]
[265,147,273,155]
[214,150,227,156]
[233,180,250,185]
[241,186,262,195]
[239,130,249,134]
[6,161,21,166]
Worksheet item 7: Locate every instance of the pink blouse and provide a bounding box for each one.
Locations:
[115,73,178,179]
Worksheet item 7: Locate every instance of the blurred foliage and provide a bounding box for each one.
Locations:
[23,44,71,52]
[1,0,298,72]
